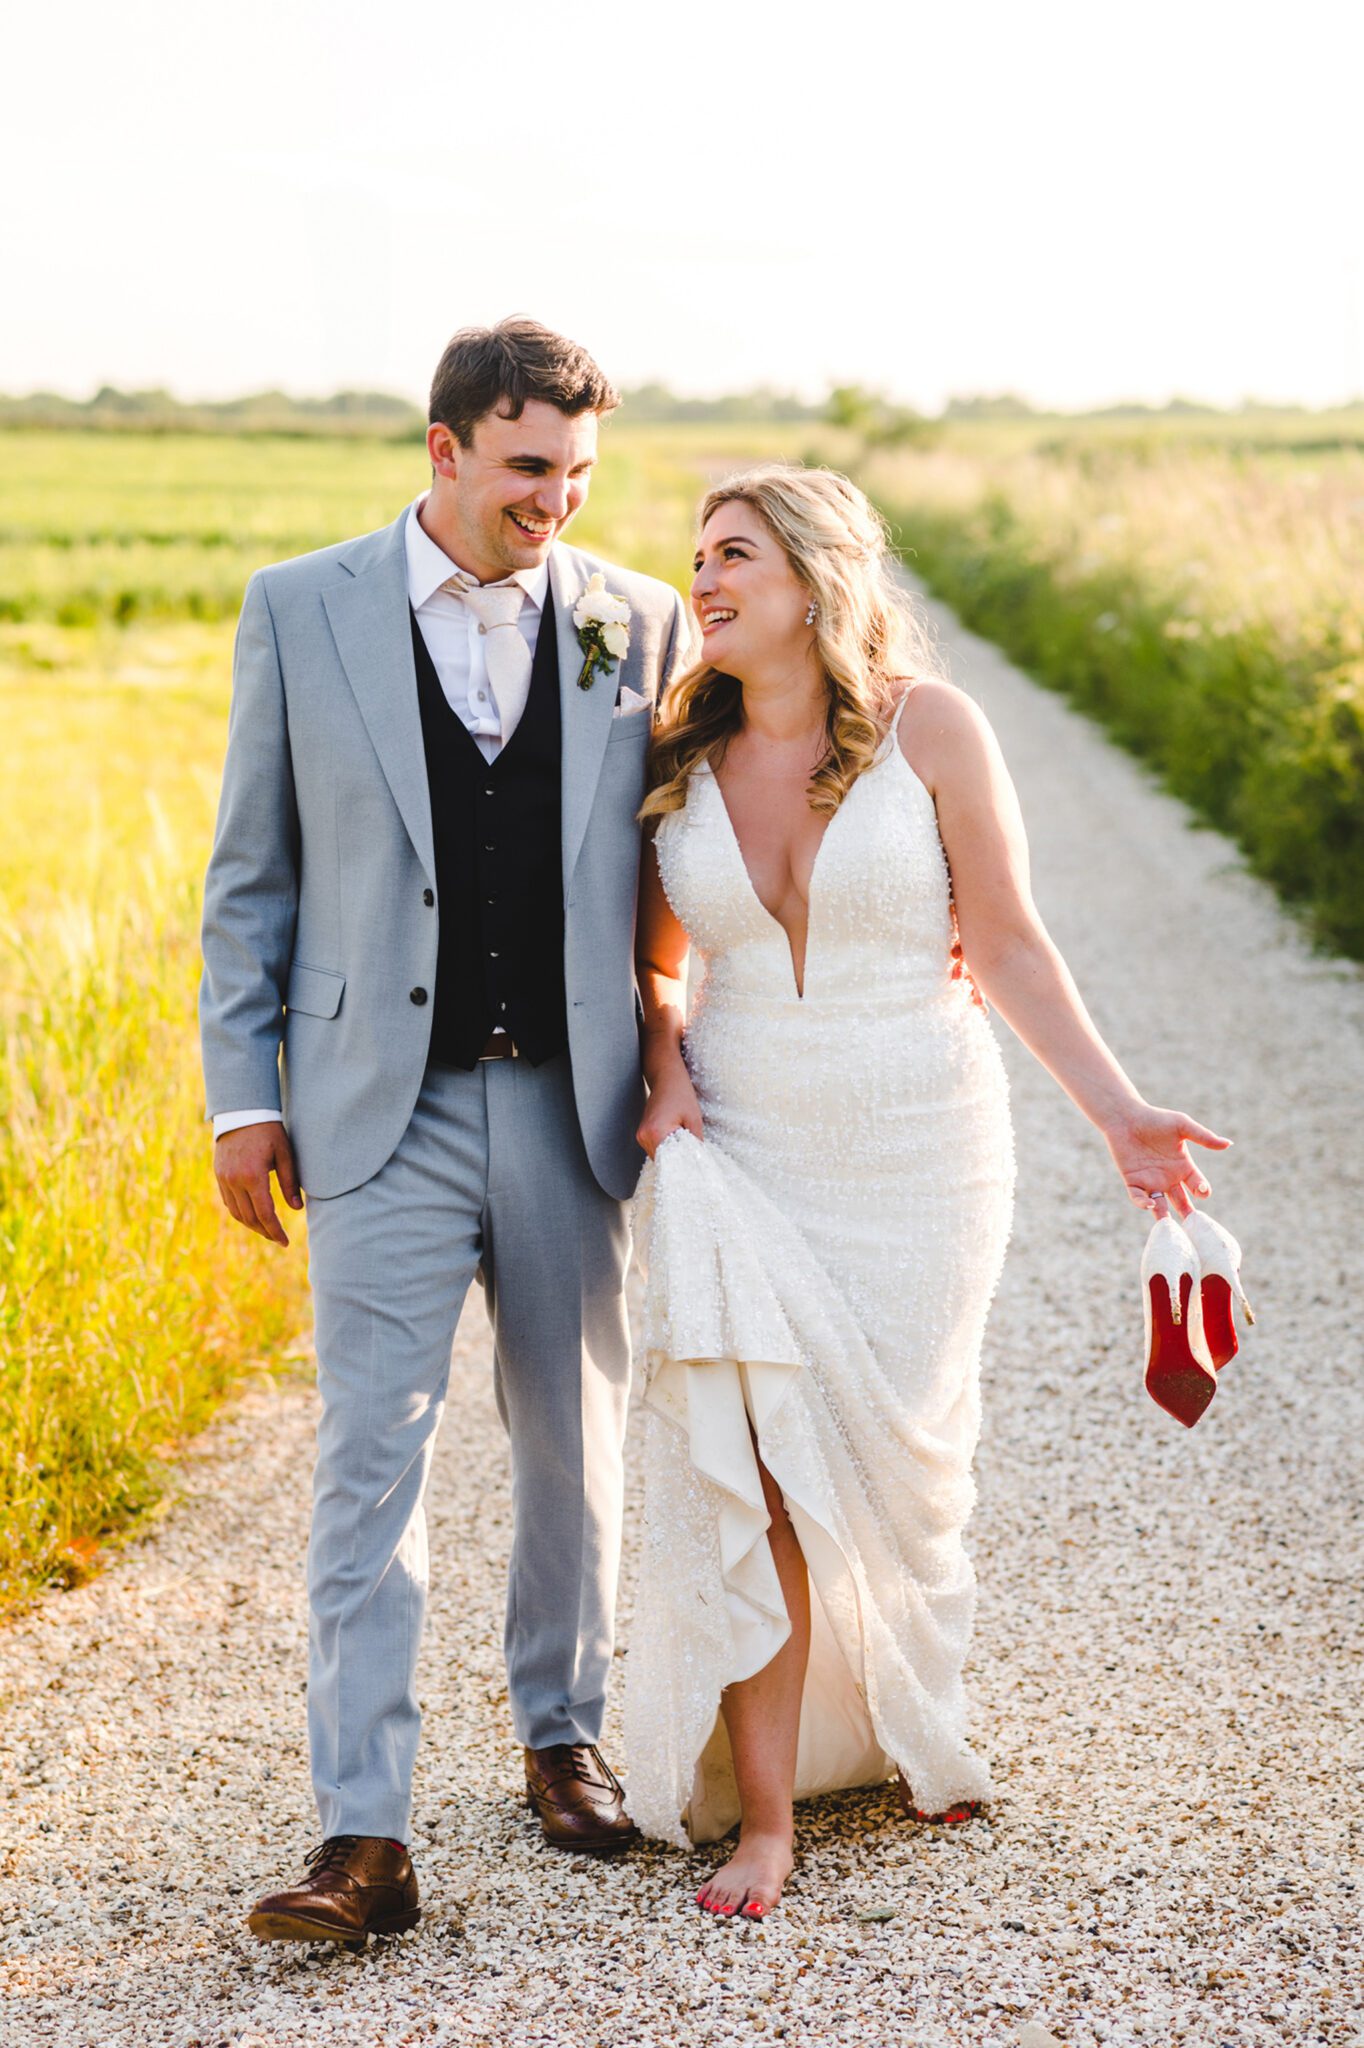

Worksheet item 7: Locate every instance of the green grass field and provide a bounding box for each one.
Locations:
[3,411,1359,1612]
[0,424,812,625]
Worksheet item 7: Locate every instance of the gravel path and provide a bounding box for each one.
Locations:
[3,594,1362,2048]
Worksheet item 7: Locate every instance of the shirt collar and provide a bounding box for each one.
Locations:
[404,497,550,613]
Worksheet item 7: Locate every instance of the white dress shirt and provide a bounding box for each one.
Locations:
[213,500,549,1139]
[403,495,549,761]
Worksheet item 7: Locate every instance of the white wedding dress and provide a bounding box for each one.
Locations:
[624,699,1015,1847]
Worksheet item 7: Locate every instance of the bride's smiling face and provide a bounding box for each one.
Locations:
[691,500,811,675]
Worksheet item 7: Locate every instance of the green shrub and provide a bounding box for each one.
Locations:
[870,447,1364,962]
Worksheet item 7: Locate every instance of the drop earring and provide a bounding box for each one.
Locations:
[805,599,818,626]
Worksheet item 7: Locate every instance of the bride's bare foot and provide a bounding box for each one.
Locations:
[695,1828,793,1919]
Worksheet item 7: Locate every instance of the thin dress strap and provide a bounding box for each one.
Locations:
[876,687,913,763]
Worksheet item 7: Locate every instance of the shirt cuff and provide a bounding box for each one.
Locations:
[212,1110,284,1140]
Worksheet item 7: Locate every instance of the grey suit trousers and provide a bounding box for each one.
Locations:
[303,1052,631,1842]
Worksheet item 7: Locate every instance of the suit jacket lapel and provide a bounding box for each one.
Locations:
[552,547,617,884]
[323,513,436,885]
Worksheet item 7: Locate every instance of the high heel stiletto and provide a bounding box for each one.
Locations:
[1179,1210,1254,1371]
[1142,1216,1218,1428]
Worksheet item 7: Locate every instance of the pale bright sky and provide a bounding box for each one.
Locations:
[4,0,1360,412]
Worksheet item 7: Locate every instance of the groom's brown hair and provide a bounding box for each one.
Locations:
[429,318,619,447]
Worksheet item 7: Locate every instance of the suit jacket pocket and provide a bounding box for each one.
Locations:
[285,962,346,1019]
[606,709,651,744]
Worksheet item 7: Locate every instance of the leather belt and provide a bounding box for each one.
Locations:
[478,1033,519,1061]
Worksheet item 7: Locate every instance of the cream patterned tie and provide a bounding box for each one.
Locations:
[443,575,534,739]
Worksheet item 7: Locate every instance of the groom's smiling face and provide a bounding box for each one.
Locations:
[426,400,598,584]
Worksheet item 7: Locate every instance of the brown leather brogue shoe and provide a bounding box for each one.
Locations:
[524,1743,639,1854]
[247,1835,420,1947]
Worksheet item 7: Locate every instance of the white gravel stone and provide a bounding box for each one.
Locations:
[2,593,1361,2048]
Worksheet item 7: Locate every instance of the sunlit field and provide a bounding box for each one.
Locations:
[3,410,1360,1611]
[0,424,810,625]
[864,430,1364,958]
[0,423,799,1611]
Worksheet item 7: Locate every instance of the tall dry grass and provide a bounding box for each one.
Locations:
[865,439,1364,958]
[0,624,313,1606]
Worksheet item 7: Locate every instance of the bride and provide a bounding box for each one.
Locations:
[622,464,1229,1918]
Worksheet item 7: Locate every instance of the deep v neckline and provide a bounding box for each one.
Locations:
[700,759,840,1002]
[698,702,911,1002]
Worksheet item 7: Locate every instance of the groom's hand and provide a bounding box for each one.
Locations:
[214,1122,303,1246]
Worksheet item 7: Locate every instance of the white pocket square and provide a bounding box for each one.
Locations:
[613,685,651,718]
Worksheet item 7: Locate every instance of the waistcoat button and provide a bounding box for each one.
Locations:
[409,987,428,1006]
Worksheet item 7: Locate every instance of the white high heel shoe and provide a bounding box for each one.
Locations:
[1178,1209,1254,1371]
[1141,1216,1218,1428]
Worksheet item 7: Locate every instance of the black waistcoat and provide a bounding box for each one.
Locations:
[410,596,567,1068]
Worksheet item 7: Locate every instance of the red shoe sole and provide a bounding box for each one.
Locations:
[896,1774,981,1825]
[1145,1273,1217,1427]
[1199,1274,1239,1371]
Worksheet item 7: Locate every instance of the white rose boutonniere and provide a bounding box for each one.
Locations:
[572,572,632,690]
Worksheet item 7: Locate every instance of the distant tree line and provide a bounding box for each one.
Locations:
[1,382,1358,437]
[0,382,831,436]
[0,386,427,436]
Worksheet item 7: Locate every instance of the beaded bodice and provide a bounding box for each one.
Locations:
[654,729,959,1022]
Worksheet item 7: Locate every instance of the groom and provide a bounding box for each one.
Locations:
[200,318,691,1945]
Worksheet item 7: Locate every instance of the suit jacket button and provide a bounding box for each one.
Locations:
[422,888,434,907]
[410,987,428,1005]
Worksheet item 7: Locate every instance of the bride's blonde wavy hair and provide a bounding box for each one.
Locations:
[642,463,941,820]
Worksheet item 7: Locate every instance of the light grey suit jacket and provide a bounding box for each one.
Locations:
[199,510,692,1201]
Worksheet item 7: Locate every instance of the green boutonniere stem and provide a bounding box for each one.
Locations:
[575,630,615,691]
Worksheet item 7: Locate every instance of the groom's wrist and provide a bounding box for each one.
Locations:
[213,1109,284,1140]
